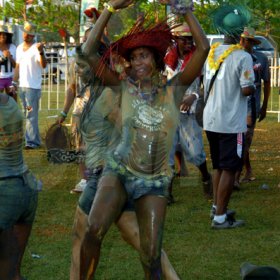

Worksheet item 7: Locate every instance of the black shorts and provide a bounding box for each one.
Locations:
[206,131,244,171]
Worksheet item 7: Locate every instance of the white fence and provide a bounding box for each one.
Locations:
[40,57,68,112]
[268,58,280,122]
[40,57,280,120]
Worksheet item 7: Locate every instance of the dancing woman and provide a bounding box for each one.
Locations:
[80,0,209,278]
[70,46,180,279]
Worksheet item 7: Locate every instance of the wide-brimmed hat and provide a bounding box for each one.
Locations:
[240,262,280,280]
[45,123,86,164]
[172,23,192,37]
[109,19,172,63]
[241,27,261,45]
[20,21,37,36]
[212,5,251,36]
[45,123,71,150]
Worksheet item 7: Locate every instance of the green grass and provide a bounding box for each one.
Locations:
[20,88,280,279]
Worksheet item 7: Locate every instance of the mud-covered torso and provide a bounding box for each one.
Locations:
[115,79,179,178]
[0,97,27,177]
[80,86,121,169]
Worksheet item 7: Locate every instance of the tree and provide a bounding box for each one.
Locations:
[2,0,80,43]
[105,0,166,40]
[2,0,80,86]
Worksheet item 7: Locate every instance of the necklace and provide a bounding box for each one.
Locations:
[127,77,158,103]
[208,42,244,72]
[138,87,158,103]
[138,78,159,102]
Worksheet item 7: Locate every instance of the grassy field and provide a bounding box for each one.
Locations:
[20,88,280,279]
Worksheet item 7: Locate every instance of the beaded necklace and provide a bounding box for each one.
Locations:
[127,76,161,103]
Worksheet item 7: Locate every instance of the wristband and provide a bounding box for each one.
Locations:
[60,111,67,118]
[12,81,18,87]
[103,2,116,13]
[191,92,200,100]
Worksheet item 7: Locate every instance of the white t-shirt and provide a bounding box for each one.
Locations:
[16,43,43,89]
[0,44,16,79]
[203,45,255,133]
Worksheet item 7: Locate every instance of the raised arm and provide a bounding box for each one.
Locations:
[82,9,110,56]
[82,0,133,88]
[178,9,210,86]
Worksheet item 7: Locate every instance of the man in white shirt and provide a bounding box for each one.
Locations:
[204,5,255,229]
[13,21,47,149]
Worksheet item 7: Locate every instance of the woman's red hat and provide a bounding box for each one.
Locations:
[110,19,173,62]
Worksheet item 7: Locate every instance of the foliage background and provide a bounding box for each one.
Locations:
[0,0,279,47]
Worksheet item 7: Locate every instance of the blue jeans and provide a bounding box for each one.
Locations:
[19,87,41,147]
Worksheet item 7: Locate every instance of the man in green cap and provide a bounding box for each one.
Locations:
[203,5,256,229]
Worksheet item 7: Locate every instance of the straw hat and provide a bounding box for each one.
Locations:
[45,123,71,150]
[172,23,192,37]
[110,20,172,65]
[20,21,37,36]
[241,27,261,45]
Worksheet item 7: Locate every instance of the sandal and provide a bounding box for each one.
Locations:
[240,176,256,183]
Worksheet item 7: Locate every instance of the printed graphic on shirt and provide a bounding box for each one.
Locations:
[0,123,23,147]
[243,69,252,80]
[132,99,166,132]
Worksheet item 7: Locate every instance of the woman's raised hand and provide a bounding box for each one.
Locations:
[109,0,134,10]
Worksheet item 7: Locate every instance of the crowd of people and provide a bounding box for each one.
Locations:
[0,0,273,279]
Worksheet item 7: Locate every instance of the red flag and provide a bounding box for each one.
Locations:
[58,29,67,38]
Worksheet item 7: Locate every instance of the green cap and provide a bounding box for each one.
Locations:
[212,5,251,36]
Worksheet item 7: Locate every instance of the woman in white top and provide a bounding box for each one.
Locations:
[0,24,16,99]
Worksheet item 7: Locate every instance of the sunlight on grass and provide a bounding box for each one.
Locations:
[20,88,280,279]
